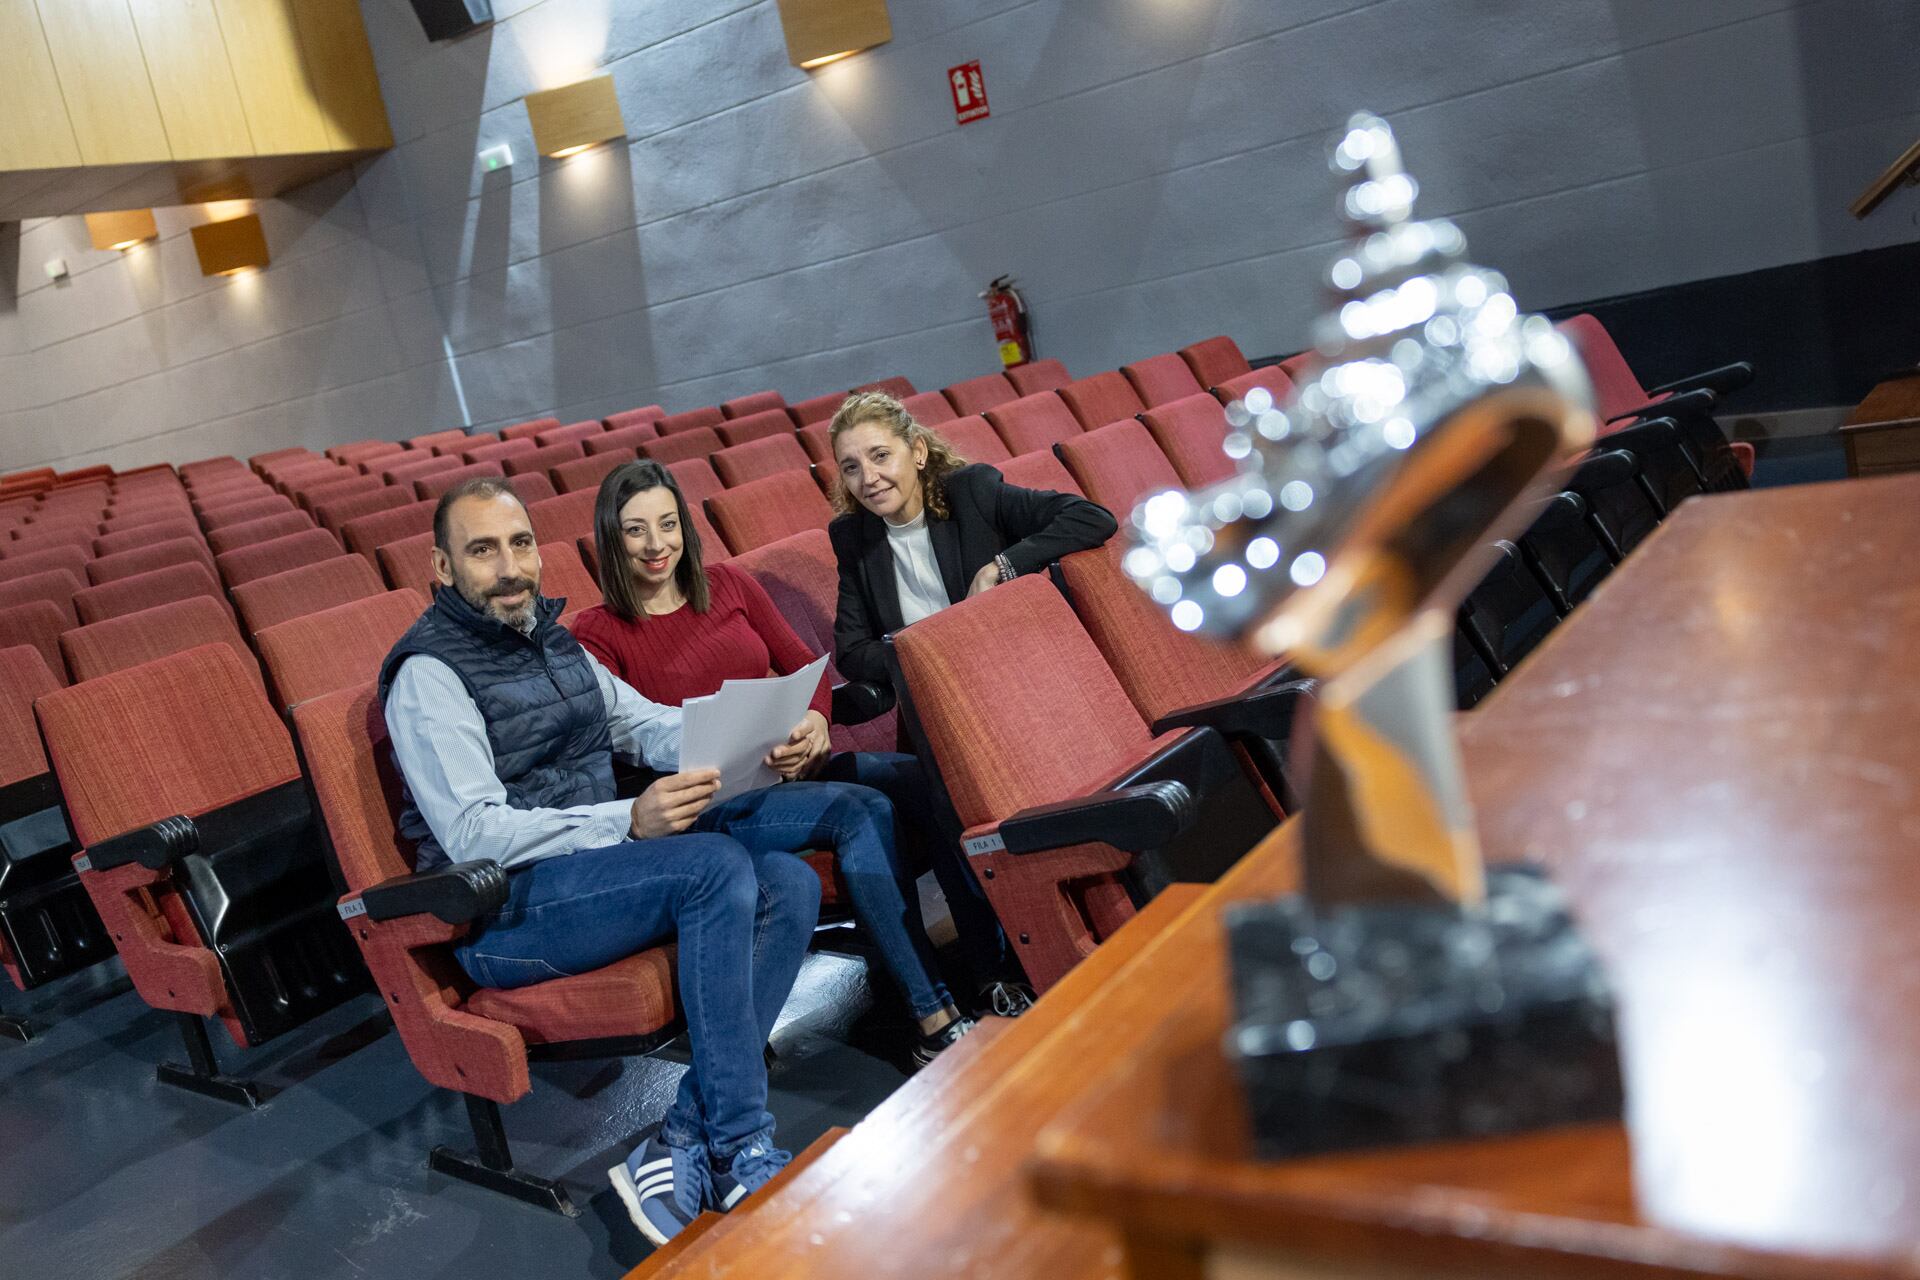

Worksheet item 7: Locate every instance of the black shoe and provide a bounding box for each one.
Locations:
[910,1013,978,1069]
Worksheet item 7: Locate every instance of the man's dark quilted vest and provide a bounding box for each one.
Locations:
[377,585,613,871]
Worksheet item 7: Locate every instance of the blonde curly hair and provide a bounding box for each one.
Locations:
[826,391,968,520]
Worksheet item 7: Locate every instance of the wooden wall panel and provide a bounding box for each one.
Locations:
[214,0,333,155]
[291,0,393,151]
[36,0,170,166]
[126,0,253,160]
[0,0,82,170]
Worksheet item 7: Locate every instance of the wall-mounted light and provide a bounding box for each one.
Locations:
[776,0,892,69]
[191,213,271,277]
[85,209,160,252]
[523,76,626,159]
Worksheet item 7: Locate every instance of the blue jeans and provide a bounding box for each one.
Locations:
[693,779,953,1020]
[452,832,819,1160]
[818,752,1011,990]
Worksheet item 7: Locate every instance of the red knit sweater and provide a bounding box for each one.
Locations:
[569,563,833,722]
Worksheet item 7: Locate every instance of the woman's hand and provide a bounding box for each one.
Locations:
[765,711,832,781]
[629,768,721,838]
[967,562,1002,598]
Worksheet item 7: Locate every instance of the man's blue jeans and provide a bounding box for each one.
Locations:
[452,831,819,1161]
[694,777,953,1020]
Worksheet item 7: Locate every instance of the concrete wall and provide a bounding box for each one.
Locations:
[2,0,1915,472]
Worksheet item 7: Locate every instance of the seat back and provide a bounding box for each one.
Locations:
[201,494,296,531]
[1569,449,1661,562]
[500,416,563,442]
[586,423,658,456]
[1139,393,1237,488]
[256,590,427,710]
[463,438,538,466]
[986,392,1083,456]
[1122,353,1205,408]
[60,595,264,691]
[640,427,723,466]
[535,420,603,449]
[406,429,469,452]
[0,546,89,588]
[729,530,898,754]
[1005,358,1070,396]
[0,645,58,789]
[603,406,665,434]
[95,518,203,557]
[341,500,438,563]
[14,569,84,627]
[74,558,226,626]
[1178,336,1252,388]
[232,553,388,635]
[216,528,345,589]
[706,470,833,554]
[1054,421,1181,513]
[716,408,796,448]
[891,576,1151,829]
[436,431,496,456]
[939,415,1012,464]
[527,490,597,547]
[298,473,383,511]
[315,485,412,535]
[539,542,603,619]
[996,451,1084,497]
[503,442,585,478]
[1556,314,1651,420]
[854,376,916,398]
[0,601,73,684]
[376,531,441,599]
[1056,372,1146,430]
[942,372,1018,417]
[1605,420,1704,516]
[416,461,506,501]
[666,458,725,506]
[551,450,630,495]
[790,391,848,427]
[657,406,725,436]
[204,509,314,557]
[899,391,958,425]
[1458,542,1558,679]
[712,434,812,487]
[1056,544,1277,724]
[86,536,215,587]
[722,390,787,420]
[1213,366,1295,407]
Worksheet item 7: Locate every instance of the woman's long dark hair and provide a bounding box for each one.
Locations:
[591,460,711,621]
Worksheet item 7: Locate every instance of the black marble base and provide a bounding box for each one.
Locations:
[1225,864,1622,1160]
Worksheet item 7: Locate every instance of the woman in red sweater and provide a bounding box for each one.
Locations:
[569,461,977,1065]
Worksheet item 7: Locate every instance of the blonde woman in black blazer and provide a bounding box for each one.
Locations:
[826,392,1119,687]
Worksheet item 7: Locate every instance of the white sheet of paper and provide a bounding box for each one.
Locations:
[678,655,831,803]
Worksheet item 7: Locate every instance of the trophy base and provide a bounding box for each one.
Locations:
[1225,863,1621,1160]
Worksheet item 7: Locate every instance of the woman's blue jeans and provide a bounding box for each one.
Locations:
[694,778,954,1020]
[452,831,819,1161]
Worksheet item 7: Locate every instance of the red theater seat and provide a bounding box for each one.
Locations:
[94,519,203,558]
[1005,358,1070,396]
[996,451,1084,498]
[315,486,413,536]
[256,589,427,710]
[706,470,833,554]
[511,474,557,507]
[899,391,958,425]
[376,532,440,601]
[0,601,74,684]
[416,462,506,501]
[538,543,602,622]
[1054,421,1181,512]
[462,439,538,466]
[74,562,228,627]
[943,372,1018,417]
[551,452,629,496]
[716,408,798,449]
[534,421,603,449]
[657,406,725,436]
[60,595,263,691]
[502,442,585,478]
[1139,393,1237,489]
[1122,353,1207,408]
[500,417,563,442]
[986,393,1084,457]
[298,473,383,511]
[526,491,596,548]
[1178,335,1252,389]
[232,554,388,636]
[722,390,787,420]
[205,510,315,558]
[939,415,1013,465]
[407,429,469,453]
[1213,366,1294,407]
[11,570,83,627]
[666,458,724,506]
[342,501,438,564]
[602,406,664,434]
[797,421,834,468]
[1057,371,1146,430]
[790,391,847,427]
[639,427,722,467]
[585,424,658,457]
[216,529,345,590]
[855,376,916,399]
[85,537,217,587]
[712,434,812,487]
[0,547,89,589]
[201,495,297,532]
[435,432,496,456]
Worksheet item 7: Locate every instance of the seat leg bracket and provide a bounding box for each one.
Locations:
[0,1014,32,1042]
[156,1012,263,1109]
[431,1093,580,1217]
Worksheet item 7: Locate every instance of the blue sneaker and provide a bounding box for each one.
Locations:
[708,1136,792,1212]
[609,1133,711,1246]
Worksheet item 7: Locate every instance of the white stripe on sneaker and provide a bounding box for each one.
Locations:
[634,1173,676,1199]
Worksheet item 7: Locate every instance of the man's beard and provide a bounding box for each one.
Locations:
[457,574,538,632]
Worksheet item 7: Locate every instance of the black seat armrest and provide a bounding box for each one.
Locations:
[831,679,895,726]
[1151,677,1316,741]
[83,780,311,874]
[352,860,509,925]
[1605,386,1716,424]
[1595,417,1682,454]
[978,781,1196,857]
[1646,362,1753,399]
[84,814,198,873]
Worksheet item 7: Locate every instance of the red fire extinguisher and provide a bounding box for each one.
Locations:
[981,275,1033,369]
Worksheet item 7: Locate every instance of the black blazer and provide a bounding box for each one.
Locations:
[829,462,1118,685]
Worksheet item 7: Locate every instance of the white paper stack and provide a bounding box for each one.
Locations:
[678,656,831,802]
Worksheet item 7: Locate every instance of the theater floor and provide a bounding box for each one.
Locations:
[0,940,906,1279]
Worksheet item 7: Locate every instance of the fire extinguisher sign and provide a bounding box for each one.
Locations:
[949,61,989,125]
